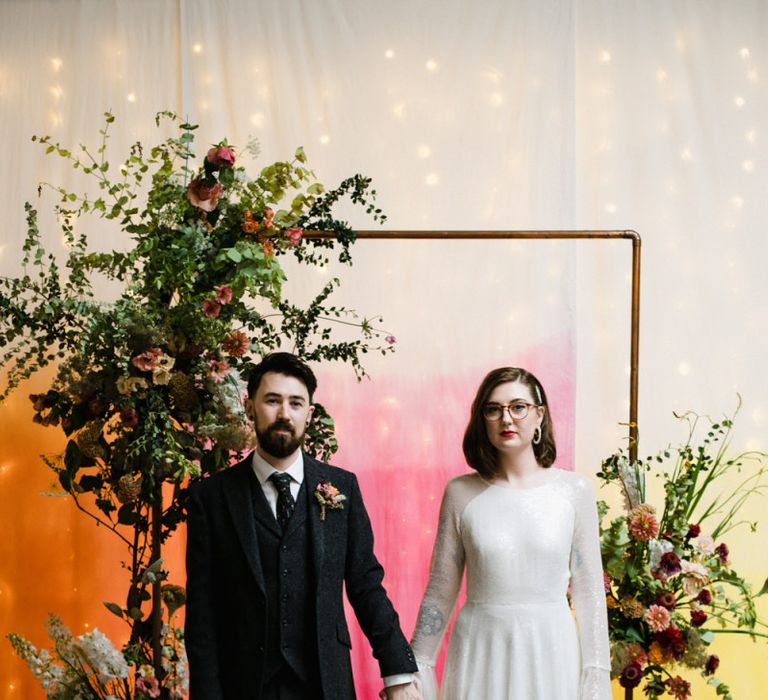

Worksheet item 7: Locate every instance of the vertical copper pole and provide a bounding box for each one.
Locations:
[628,233,641,463]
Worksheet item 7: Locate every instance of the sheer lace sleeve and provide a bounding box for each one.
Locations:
[411,475,481,699]
[569,474,612,700]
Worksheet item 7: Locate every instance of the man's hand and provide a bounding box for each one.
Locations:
[381,682,422,700]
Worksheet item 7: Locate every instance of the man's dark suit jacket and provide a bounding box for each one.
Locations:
[185,453,417,699]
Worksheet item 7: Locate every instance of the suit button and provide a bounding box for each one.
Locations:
[282,593,288,601]
[257,645,264,652]
[281,545,288,551]
[282,619,289,626]
[282,569,288,576]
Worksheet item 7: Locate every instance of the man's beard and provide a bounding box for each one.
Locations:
[256,419,305,458]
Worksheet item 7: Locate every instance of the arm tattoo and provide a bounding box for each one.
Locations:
[415,604,445,636]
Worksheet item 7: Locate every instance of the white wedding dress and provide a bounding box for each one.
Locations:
[411,469,612,700]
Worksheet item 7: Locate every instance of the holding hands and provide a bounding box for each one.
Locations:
[379,681,423,700]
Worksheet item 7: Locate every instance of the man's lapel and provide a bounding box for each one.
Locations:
[222,456,267,594]
[303,455,327,586]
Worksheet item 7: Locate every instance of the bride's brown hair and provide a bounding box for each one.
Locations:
[462,367,557,479]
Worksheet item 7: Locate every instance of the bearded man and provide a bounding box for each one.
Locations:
[185,352,420,700]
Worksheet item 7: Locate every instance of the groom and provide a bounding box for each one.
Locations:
[186,352,420,699]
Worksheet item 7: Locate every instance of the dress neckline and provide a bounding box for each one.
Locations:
[484,467,561,492]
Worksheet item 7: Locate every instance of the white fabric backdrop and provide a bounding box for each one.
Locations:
[1,1,767,697]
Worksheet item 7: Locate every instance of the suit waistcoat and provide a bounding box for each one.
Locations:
[250,474,318,684]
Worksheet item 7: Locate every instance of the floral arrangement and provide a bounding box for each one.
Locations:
[8,610,185,700]
[314,479,346,520]
[597,407,768,699]
[1,111,392,697]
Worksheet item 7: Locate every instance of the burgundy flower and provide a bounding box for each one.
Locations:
[686,523,701,538]
[187,178,223,212]
[704,654,720,676]
[202,299,222,318]
[119,405,138,428]
[697,589,712,606]
[659,551,682,575]
[655,625,686,660]
[690,609,707,627]
[619,662,643,689]
[715,542,729,563]
[603,572,612,594]
[206,145,236,169]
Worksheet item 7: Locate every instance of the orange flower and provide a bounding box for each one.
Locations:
[648,642,665,665]
[242,220,258,233]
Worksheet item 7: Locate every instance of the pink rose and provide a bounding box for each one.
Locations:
[284,227,303,246]
[187,178,223,212]
[207,145,236,169]
[214,285,233,304]
[202,299,222,318]
[136,676,161,698]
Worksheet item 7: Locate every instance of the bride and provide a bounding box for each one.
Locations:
[410,367,612,699]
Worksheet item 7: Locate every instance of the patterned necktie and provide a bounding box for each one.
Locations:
[269,472,295,529]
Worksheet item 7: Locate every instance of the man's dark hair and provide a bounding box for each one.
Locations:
[246,352,318,401]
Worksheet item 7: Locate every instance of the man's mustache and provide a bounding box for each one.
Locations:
[268,420,295,435]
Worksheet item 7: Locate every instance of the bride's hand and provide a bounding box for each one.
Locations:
[380,682,423,700]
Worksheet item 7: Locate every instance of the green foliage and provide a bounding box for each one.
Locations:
[2,111,393,695]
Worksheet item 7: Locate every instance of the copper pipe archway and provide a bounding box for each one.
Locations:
[307,229,642,461]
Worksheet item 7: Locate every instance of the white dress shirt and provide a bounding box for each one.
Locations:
[250,449,304,517]
[249,449,415,690]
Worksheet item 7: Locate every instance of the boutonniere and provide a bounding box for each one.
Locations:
[314,480,346,521]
